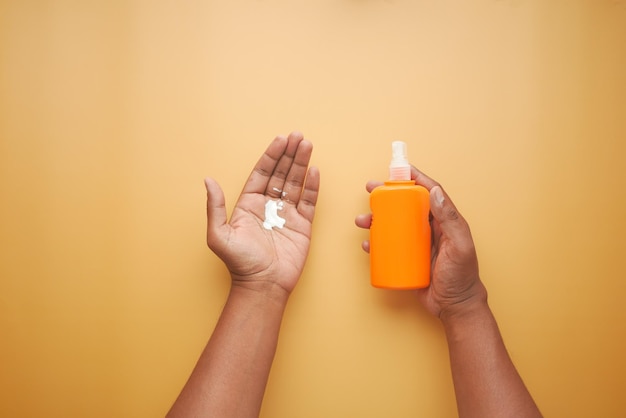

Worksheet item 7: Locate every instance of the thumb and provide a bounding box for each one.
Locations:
[429,185,470,243]
[204,177,229,251]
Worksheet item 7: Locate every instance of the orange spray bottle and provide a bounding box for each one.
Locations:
[370,141,431,289]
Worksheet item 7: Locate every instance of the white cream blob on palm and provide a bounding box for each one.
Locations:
[263,200,286,230]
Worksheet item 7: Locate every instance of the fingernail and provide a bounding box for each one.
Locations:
[432,186,444,207]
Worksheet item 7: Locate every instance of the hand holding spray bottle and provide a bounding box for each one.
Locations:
[370,142,431,289]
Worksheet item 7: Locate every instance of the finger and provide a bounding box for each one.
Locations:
[366,180,383,193]
[354,213,372,229]
[264,131,304,198]
[429,185,470,245]
[205,177,230,253]
[296,166,320,224]
[411,166,440,191]
[282,139,313,206]
[361,240,370,253]
[241,135,289,196]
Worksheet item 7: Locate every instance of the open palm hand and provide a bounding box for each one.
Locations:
[204,132,320,296]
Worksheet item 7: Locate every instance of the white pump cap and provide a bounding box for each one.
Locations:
[389,141,411,181]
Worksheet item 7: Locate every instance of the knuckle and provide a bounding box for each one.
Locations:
[446,207,460,221]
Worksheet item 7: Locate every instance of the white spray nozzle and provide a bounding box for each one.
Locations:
[389,141,411,181]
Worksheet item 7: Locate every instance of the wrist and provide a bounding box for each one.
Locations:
[229,277,291,309]
[439,280,489,328]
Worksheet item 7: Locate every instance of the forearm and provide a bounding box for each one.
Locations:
[442,295,541,418]
[167,283,289,418]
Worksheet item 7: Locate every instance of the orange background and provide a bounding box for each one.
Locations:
[1,1,625,417]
